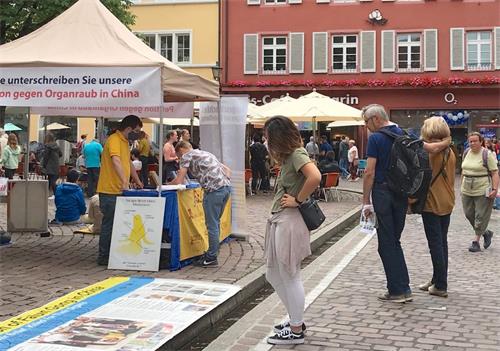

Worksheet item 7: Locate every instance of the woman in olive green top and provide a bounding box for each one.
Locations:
[263,116,321,345]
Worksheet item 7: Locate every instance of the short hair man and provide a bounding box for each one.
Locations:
[305,136,319,160]
[96,115,143,265]
[319,135,333,161]
[169,141,231,267]
[362,104,449,302]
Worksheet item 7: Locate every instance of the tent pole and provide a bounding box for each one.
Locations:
[24,109,30,180]
[158,96,164,196]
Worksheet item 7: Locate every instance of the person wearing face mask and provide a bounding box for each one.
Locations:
[96,115,144,266]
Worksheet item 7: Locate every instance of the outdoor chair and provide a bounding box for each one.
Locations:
[320,172,340,202]
[357,159,367,178]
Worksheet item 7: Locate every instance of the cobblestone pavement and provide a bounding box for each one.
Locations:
[210,187,500,351]
[0,184,362,320]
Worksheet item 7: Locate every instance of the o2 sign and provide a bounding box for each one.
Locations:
[444,92,457,104]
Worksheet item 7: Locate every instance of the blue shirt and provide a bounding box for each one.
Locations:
[366,125,404,184]
[320,142,333,153]
[82,140,103,168]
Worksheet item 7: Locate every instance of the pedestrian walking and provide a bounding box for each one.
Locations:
[82,138,103,197]
[263,115,321,345]
[169,141,231,267]
[42,133,62,196]
[418,117,456,298]
[361,104,449,303]
[338,136,350,179]
[1,134,22,179]
[348,139,359,181]
[96,115,143,266]
[461,132,499,252]
[249,134,269,193]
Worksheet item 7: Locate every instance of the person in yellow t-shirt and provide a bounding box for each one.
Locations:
[96,115,144,266]
[461,132,499,253]
[137,131,150,186]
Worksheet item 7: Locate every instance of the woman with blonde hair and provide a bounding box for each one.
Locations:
[418,117,456,297]
[461,132,499,252]
[263,116,321,345]
[1,133,22,179]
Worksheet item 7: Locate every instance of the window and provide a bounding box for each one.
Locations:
[262,36,287,73]
[332,34,357,72]
[264,0,287,4]
[135,32,191,64]
[397,33,421,71]
[466,31,492,71]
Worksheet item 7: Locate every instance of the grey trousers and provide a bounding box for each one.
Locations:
[461,194,494,236]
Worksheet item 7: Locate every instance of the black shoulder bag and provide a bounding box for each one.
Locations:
[284,186,325,231]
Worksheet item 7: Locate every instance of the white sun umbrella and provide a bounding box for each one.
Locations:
[327,120,365,129]
[39,122,71,130]
[3,122,22,131]
[248,93,297,125]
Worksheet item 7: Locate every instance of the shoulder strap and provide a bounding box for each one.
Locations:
[482,148,490,172]
[377,128,403,140]
[430,148,450,187]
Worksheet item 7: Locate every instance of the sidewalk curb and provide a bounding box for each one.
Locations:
[163,205,362,350]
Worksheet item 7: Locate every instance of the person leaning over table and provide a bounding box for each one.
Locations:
[168,141,231,268]
[96,115,143,266]
[461,132,499,253]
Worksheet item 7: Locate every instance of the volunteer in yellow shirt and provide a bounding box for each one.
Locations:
[97,115,143,266]
[137,131,151,186]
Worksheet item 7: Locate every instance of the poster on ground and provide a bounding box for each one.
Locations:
[0,277,241,351]
[108,197,165,272]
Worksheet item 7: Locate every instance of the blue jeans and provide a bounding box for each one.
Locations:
[422,212,450,291]
[372,183,410,295]
[339,158,350,178]
[203,186,231,259]
[98,193,117,260]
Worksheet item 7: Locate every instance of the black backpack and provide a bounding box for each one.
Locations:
[378,129,432,213]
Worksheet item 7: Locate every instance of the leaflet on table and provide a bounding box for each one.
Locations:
[9,278,241,351]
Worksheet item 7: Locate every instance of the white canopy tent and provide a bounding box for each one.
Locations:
[0,0,220,231]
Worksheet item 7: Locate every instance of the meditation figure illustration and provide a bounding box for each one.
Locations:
[119,214,153,255]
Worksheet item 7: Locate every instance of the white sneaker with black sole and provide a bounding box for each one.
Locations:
[267,328,304,345]
[273,321,307,334]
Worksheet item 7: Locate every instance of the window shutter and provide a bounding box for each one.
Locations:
[495,27,500,70]
[244,34,258,74]
[312,32,328,73]
[360,31,376,72]
[424,29,438,71]
[450,28,464,70]
[289,32,304,73]
[381,30,395,72]
[288,0,303,3]
[247,0,261,5]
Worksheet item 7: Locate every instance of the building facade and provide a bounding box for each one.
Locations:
[220,0,500,154]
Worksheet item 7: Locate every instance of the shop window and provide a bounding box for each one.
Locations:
[397,33,422,72]
[261,36,287,74]
[466,31,492,71]
[332,34,358,72]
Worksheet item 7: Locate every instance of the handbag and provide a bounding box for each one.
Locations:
[298,197,326,231]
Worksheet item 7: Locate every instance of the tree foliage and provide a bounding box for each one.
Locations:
[0,0,136,45]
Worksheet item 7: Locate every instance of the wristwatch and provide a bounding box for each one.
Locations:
[295,197,303,205]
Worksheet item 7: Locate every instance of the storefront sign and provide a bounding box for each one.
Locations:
[250,93,359,106]
[0,67,161,107]
[108,197,166,272]
[444,92,457,104]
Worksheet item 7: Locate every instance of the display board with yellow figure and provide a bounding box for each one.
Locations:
[177,188,231,261]
[108,197,166,272]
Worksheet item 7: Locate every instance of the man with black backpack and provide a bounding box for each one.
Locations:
[361,104,449,303]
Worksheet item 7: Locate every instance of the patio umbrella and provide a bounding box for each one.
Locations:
[3,122,22,131]
[327,120,365,129]
[39,122,71,131]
